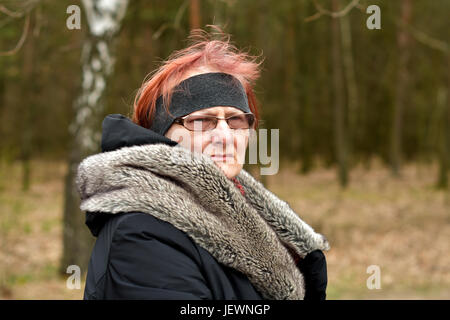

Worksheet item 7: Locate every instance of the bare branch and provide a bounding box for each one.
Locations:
[0,0,40,18]
[0,13,30,56]
[406,24,449,54]
[305,0,361,22]
[0,5,24,18]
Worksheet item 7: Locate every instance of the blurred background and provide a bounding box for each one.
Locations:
[0,0,449,299]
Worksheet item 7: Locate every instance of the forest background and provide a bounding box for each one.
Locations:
[0,0,449,299]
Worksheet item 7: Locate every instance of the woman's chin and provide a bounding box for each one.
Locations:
[213,161,242,179]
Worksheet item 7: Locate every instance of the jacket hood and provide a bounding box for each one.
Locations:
[86,114,178,235]
[76,140,330,299]
[101,114,178,152]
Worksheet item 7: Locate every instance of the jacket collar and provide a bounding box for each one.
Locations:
[76,142,329,300]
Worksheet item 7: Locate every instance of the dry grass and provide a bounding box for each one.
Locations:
[0,158,449,299]
[265,158,450,299]
[0,159,83,300]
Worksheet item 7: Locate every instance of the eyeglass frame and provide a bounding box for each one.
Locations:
[173,112,256,132]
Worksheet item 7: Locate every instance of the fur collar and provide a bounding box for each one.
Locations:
[76,143,330,300]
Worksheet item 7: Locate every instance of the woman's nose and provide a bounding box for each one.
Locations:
[210,119,234,145]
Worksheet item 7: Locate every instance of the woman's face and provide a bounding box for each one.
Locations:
[165,106,250,179]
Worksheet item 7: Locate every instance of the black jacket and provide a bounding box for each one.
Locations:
[83,114,327,300]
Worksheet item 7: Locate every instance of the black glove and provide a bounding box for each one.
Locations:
[297,249,328,300]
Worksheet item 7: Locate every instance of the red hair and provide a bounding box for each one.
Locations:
[132,26,263,130]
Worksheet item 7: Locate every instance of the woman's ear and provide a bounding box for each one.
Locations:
[166,125,192,146]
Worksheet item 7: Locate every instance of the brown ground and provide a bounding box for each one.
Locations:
[0,158,449,299]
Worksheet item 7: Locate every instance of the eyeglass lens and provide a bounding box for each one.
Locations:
[184,114,255,131]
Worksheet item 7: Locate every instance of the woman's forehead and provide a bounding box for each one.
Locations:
[191,106,244,115]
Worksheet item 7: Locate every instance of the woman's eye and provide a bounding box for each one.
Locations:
[229,116,245,123]
[185,117,215,130]
[188,117,210,123]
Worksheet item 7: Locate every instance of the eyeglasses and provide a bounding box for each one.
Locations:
[174,113,255,132]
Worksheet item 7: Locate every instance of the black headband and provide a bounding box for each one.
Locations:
[149,72,251,135]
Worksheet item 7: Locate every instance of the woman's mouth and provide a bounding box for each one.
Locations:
[210,154,234,162]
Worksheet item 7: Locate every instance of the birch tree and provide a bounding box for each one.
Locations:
[61,0,128,274]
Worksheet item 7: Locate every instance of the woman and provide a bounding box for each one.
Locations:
[76,30,329,300]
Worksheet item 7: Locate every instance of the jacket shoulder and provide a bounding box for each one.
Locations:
[87,211,212,299]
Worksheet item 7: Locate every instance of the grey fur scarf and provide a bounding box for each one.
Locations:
[76,143,330,300]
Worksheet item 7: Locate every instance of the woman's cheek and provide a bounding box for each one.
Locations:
[200,135,211,154]
[235,134,248,165]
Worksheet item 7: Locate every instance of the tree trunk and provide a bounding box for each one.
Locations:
[61,0,129,275]
[390,0,412,177]
[436,55,450,189]
[331,0,348,187]
[298,0,313,174]
[189,0,201,30]
[283,1,300,157]
[20,12,36,192]
[0,75,4,163]
[212,0,226,27]
[340,9,359,160]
